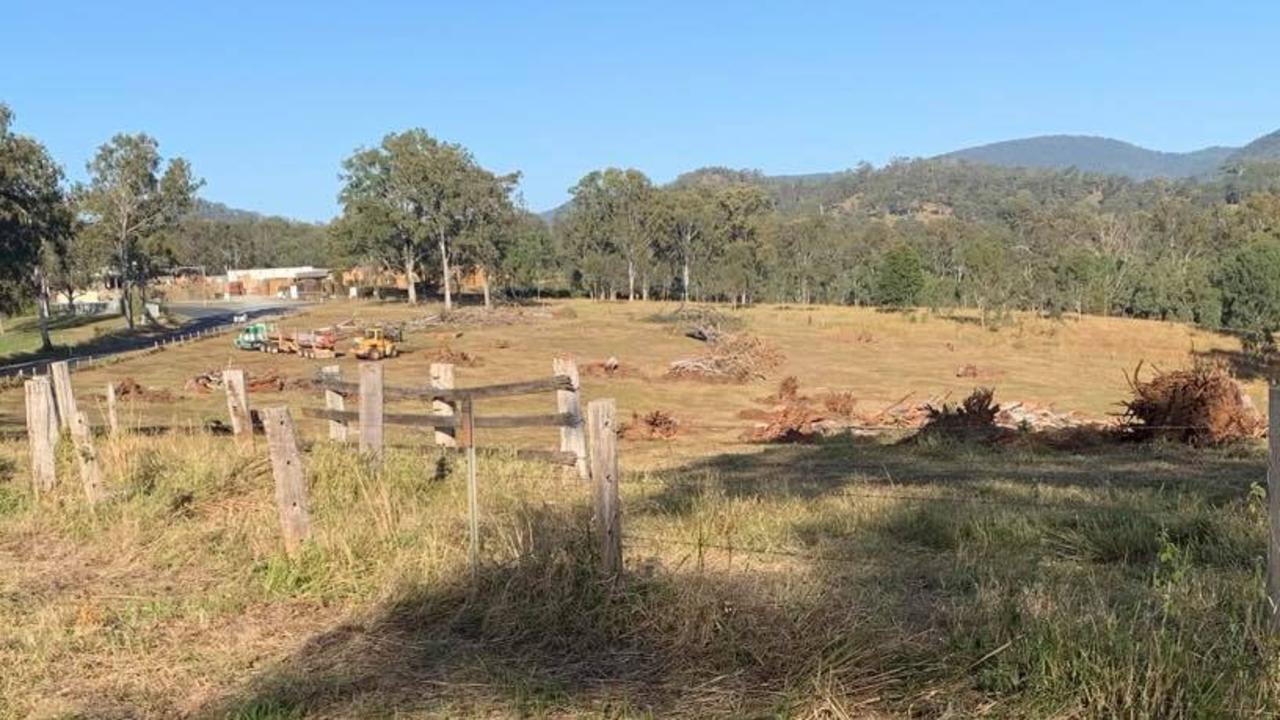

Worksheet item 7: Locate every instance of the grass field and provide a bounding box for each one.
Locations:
[0,299,1277,718]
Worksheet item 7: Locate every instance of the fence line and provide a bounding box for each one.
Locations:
[14,359,1280,632]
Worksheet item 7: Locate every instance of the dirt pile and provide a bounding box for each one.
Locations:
[113,377,177,402]
[742,378,855,443]
[619,410,681,440]
[582,356,642,379]
[423,346,481,366]
[742,403,828,443]
[668,334,784,383]
[1122,362,1263,445]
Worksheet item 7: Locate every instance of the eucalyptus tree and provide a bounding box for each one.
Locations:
[500,212,558,299]
[0,104,70,349]
[561,170,623,299]
[655,185,716,302]
[78,133,200,327]
[708,183,771,304]
[338,129,517,309]
[562,168,656,300]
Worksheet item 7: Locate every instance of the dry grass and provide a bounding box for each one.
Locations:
[0,299,1277,717]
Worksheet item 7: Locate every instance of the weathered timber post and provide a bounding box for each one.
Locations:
[70,410,105,504]
[588,398,621,577]
[460,396,479,578]
[321,365,347,442]
[223,369,252,441]
[1268,384,1280,633]
[49,360,75,430]
[261,407,312,557]
[430,362,457,447]
[359,362,384,461]
[105,382,120,436]
[553,358,588,479]
[24,377,57,492]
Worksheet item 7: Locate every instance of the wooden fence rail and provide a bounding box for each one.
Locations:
[20,358,621,578]
[319,374,574,402]
[301,408,577,429]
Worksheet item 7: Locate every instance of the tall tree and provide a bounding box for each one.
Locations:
[708,183,771,304]
[563,169,656,300]
[656,185,716,302]
[338,129,516,310]
[79,134,200,328]
[0,104,69,350]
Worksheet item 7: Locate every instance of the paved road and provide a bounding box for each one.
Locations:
[0,300,299,378]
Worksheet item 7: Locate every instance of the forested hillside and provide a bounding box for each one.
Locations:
[543,157,1280,349]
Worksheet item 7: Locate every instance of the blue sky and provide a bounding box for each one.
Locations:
[3,1,1279,222]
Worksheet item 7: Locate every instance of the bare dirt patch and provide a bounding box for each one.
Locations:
[421,346,482,366]
[112,377,178,402]
[582,356,643,379]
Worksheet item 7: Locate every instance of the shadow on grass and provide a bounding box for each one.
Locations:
[103,437,1271,718]
[636,434,1263,516]
[196,506,933,719]
[0,307,286,369]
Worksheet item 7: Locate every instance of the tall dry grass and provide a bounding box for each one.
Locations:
[0,425,1277,718]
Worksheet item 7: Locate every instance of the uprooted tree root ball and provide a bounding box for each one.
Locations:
[1122,361,1264,445]
[909,387,1006,444]
[619,410,681,440]
[743,378,862,443]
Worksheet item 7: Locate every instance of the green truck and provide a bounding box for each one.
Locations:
[233,322,273,351]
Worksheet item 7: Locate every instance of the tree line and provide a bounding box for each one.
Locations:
[9,100,1280,350]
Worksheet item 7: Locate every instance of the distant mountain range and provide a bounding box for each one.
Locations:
[936,128,1280,180]
[540,126,1280,218]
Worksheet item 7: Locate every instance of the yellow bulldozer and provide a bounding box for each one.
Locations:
[352,325,402,360]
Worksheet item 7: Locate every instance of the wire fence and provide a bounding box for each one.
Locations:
[622,480,1225,517]
[623,532,908,567]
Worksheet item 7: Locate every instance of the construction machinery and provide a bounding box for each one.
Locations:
[352,325,401,360]
[277,328,339,358]
[234,322,273,351]
[234,323,339,358]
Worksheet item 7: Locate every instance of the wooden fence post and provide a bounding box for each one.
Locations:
[222,369,251,441]
[1268,384,1280,633]
[70,410,105,504]
[430,362,456,447]
[105,382,120,436]
[359,362,384,461]
[261,407,312,557]
[588,399,621,577]
[24,377,57,492]
[553,358,588,479]
[321,365,347,442]
[49,360,75,430]
[460,396,479,578]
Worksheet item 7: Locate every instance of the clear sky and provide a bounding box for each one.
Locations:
[3,1,1279,222]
